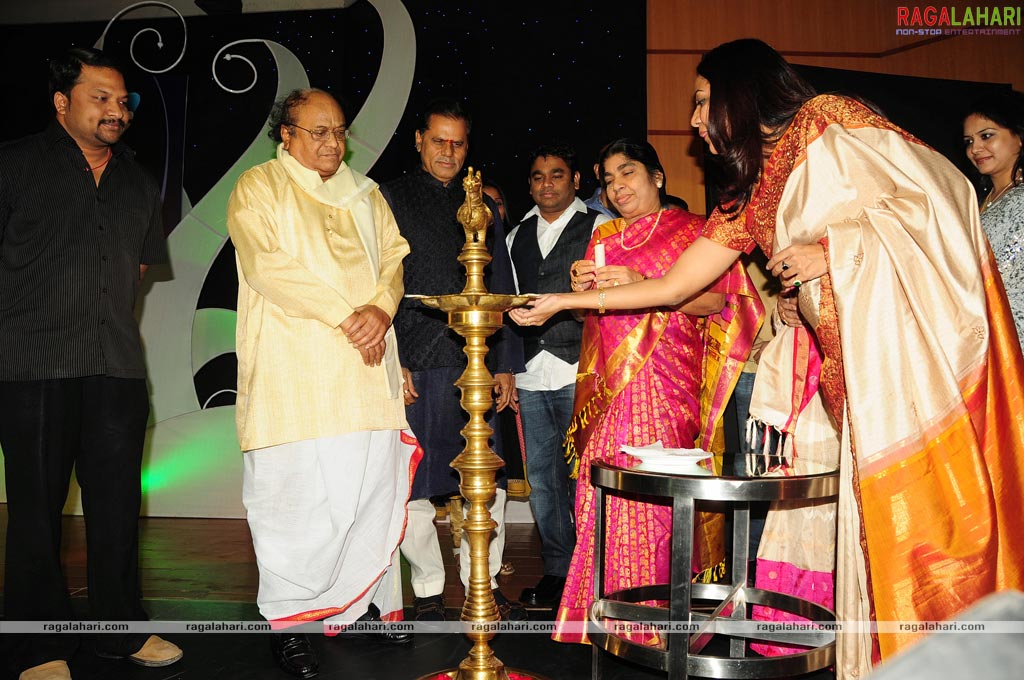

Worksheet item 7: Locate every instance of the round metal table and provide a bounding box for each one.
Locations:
[587,459,839,679]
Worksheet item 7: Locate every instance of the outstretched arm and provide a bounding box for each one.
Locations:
[680,291,725,316]
[511,236,743,325]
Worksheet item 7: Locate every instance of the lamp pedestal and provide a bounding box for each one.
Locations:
[410,169,549,680]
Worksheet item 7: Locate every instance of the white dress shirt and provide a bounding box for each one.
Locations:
[506,197,610,391]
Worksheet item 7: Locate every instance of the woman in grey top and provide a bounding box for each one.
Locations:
[964,89,1024,349]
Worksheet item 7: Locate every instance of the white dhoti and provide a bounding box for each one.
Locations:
[243,429,418,623]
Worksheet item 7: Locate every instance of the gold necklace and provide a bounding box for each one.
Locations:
[620,210,663,251]
[981,180,1016,213]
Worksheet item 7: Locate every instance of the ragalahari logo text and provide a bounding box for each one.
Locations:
[896,5,1022,35]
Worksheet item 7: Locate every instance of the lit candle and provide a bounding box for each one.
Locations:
[593,240,605,269]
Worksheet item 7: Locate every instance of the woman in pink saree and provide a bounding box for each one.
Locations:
[544,139,762,643]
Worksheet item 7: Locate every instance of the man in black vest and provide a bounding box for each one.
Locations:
[507,143,610,608]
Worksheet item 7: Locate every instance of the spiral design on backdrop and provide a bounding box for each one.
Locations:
[211,39,264,94]
[93,1,188,74]
[123,0,417,516]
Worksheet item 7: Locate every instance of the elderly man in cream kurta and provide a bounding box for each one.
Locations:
[228,89,416,677]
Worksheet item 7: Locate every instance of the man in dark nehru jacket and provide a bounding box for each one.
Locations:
[506,142,609,610]
[381,97,527,622]
[0,47,181,680]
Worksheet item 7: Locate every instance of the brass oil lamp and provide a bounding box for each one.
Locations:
[410,169,548,680]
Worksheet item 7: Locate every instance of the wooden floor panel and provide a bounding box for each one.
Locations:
[0,504,836,680]
[0,504,543,608]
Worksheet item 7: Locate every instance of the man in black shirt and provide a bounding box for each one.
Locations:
[381,98,526,622]
[0,47,181,679]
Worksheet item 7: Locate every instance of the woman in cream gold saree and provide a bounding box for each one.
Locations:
[513,39,1024,678]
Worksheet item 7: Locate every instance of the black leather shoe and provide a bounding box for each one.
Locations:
[270,633,319,678]
[344,603,412,644]
[413,594,446,621]
[520,575,566,608]
[493,589,529,622]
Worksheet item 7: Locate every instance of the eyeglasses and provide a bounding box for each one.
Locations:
[289,124,350,143]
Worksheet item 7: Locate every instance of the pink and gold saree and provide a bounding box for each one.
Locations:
[552,208,762,643]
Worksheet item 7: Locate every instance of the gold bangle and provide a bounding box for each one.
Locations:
[598,289,606,314]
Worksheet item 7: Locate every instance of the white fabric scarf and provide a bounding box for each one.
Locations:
[277,145,401,398]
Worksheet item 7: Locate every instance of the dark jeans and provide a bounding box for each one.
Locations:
[518,386,577,577]
[405,366,506,500]
[0,376,151,672]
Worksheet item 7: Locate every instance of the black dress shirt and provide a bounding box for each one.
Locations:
[381,168,524,374]
[0,121,167,380]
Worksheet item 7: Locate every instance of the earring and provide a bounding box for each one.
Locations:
[656,181,663,188]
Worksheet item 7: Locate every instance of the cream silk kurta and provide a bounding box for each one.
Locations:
[228,148,410,451]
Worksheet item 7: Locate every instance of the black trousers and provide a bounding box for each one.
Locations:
[0,376,151,672]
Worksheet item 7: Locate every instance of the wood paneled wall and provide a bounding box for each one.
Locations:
[648,0,1024,214]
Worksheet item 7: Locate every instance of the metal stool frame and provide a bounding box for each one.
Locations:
[588,460,840,679]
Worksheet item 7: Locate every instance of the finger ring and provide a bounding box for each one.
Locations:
[571,268,578,277]
[781,262,790,271]
[403,388,409,393]
[613,281,619,286]
[793,280,802,288]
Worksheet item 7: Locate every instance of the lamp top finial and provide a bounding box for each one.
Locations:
[457,167,492,240]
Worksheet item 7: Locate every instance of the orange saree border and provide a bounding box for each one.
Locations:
[859,255,1024,657]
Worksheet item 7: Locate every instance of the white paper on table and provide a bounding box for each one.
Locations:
[620,440,712,475]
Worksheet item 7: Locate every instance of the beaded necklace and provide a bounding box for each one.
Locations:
[619,209,663,251]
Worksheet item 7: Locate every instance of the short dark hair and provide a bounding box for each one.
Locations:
[697,38,816,214]
[598,138,668,207]
[48,46,123,99]
[419,97,472,134]
[964,89,1024,191]
[267,88,338,142]
[528,141,579,176]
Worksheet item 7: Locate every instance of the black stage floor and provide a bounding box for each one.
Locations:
[0,507,834,680]
[2,599,837,680]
